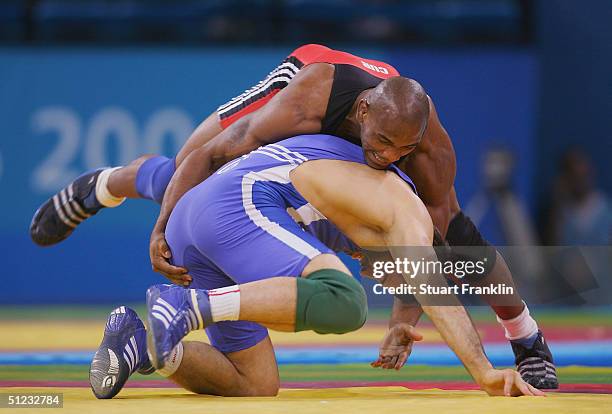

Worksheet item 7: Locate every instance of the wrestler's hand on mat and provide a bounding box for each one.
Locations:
[149,230,192,286]
[371,323,423,370]
[480,369,546,397]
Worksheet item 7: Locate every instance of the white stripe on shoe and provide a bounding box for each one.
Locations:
[65,189,89,220]
[190,290,204,330]
[123,346,134,372]
[66,183,92,218]
[188,309,198,330]
[59,189,84,223]
[156,298,178,315]
[52,195,78,228]
[152,312,170,329]
[152,305,174,325]
[130,336,139,366]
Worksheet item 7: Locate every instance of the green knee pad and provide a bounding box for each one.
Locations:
[295,268,367,334]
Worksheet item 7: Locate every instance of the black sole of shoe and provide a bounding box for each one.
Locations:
[89,343,130,399]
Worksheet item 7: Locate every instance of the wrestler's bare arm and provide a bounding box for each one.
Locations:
[290,159,542,396]
[400,97,457,237]
[150,64,334,278]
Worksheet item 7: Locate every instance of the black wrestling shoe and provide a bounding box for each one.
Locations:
[30,169,106,246]
[512,330,559,389]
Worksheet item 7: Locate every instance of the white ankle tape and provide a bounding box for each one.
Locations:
[496,302,538,341]
[157,342,184,377]
[209,285,240,322]
[96,167,126,208]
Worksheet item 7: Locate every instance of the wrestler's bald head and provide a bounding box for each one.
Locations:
[370,77,430,134]
[357,76,430,169]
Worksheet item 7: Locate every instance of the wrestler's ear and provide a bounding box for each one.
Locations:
[357,98,369,123]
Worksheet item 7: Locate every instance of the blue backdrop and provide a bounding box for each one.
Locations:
[0,46,537,303]
[537,0,612,196]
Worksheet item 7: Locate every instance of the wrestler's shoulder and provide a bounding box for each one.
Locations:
[280,63,335,112]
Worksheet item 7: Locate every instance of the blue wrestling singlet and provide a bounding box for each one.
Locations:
[164,134,415,353]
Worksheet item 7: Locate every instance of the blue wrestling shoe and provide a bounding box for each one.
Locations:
[89,306,154,399]
[146,284,213,369]
[512,330,559,389]
[30,169,106,246]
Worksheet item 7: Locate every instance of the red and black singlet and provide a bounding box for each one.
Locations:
[217,44,399,134]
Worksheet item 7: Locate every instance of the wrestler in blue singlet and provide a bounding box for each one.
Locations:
[164,134,415,353]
